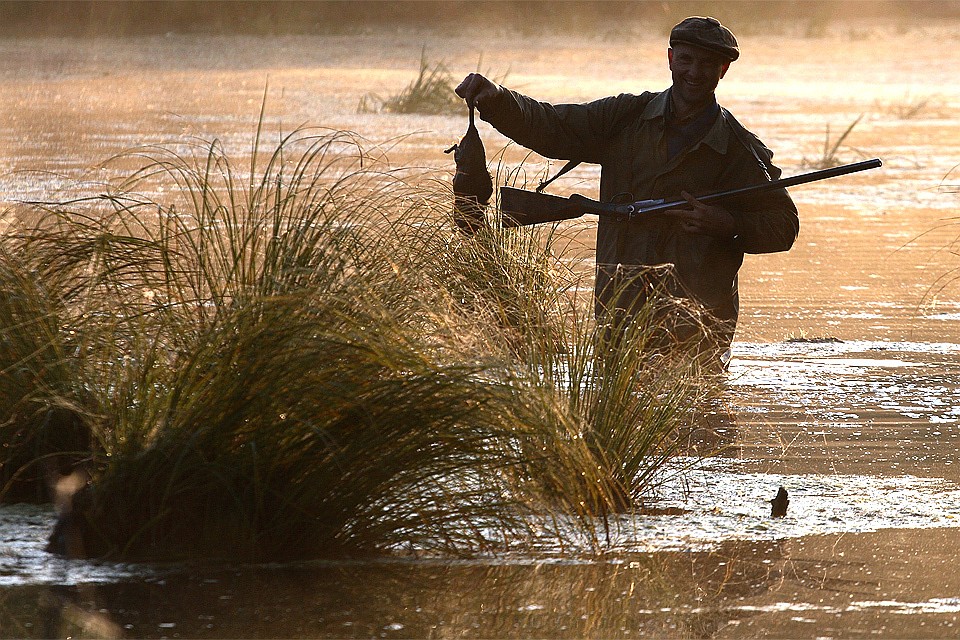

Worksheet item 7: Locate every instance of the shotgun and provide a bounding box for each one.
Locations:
[499,158,882,228]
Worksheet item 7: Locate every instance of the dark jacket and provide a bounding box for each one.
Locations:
[480,87,799,346]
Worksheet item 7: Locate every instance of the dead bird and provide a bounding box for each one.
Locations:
[770,486,789,518]
[445,104,493,234]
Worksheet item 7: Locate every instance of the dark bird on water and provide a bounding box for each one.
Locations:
[445,104,493,234]
[770,486,789,518]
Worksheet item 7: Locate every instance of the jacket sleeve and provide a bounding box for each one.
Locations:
[478,87,647,164]
[723,145,800,255]
[731,191,799,255]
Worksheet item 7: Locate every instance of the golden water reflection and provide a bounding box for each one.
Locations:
[7,528,960,638]
[2,541,782,638]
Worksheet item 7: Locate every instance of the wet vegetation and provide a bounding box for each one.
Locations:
[358,48,462,115]
[877,92,944,120]
[4,1,960,635]
[801,114,864,170]
[359,50,508,117]
[0,122,717,561]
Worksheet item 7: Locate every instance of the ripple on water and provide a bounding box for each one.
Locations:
[3,340,960,586]
[608,458,960,554]
[5,459,960,586]
[727,340,960,424]
[0,505,178,587]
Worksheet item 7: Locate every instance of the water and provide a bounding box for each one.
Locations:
[4,24,960,638]
[5,341,960,636]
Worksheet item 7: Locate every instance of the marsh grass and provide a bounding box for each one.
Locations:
[877,92,944,120]
[939,162,960,195]
[405,204,717,517]
[2,123,716,561]
[919,166,960,309]
[0,242,93,503]
[359,49,510,116]
[17,129,543,559]
[359,47,462,115]
[537,276,718,514]
[801,114,863,170]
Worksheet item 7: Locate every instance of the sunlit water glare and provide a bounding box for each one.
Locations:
[5,23,960,636]
[5,339,960,587]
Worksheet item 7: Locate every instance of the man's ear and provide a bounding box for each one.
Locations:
[720,62,730,78]
[667,47,674,67]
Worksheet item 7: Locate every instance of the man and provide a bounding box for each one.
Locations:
[455,17,799,367]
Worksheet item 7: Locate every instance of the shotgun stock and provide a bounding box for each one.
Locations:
[499,158,882,228]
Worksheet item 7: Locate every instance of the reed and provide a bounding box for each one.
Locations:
[400,203,717,522]
[15,129,531,559]
[2,124,715,560]
[879,93,940,120]
[516,271,717,517]
[801,114,863,170]
[358,47,462,115]
[0,240,92,503]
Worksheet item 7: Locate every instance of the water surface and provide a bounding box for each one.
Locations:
[3,23,960,638]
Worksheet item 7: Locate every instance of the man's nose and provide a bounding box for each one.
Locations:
[687,61,706,78]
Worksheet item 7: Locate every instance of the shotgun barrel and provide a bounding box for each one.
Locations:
[500,158,882,228]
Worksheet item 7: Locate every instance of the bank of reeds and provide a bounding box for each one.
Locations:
[0,125,715,561]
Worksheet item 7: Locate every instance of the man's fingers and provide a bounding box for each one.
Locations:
[659,193,703,222]
[455,73,498,109]
[454,74,475,100]
[455,74,483,105]
[680,190,706,209]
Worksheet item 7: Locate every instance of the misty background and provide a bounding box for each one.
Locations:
[2,0,959,37]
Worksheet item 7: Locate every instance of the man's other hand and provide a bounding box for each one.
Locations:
[455,73,502,110]
[661,191,738,239]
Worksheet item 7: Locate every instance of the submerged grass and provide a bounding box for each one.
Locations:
[1,122,716,561]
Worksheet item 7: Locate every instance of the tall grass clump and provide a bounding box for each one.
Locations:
[0,241,92,503]
[358,47,462,115]
[396,201,719,524]
[15,128,545,560]
[801,114,863,169]
[6,122,717,561]
[503,265,719,517]
[877,92,941,120]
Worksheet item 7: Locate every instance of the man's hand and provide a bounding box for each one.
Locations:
[661,191,738,239]
[455,73,502,110]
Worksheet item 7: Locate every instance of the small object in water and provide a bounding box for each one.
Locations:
[770,486,789,518]
[444,104,493,234]
[45,472,90,558]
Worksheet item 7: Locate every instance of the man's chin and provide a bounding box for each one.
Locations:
[676,89,712,107]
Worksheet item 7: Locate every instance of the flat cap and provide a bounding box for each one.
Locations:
[669,16,739,62]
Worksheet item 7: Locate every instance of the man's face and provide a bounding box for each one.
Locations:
[668,43,730,107]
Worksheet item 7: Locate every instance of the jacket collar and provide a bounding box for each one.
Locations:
[642,88,730,155]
